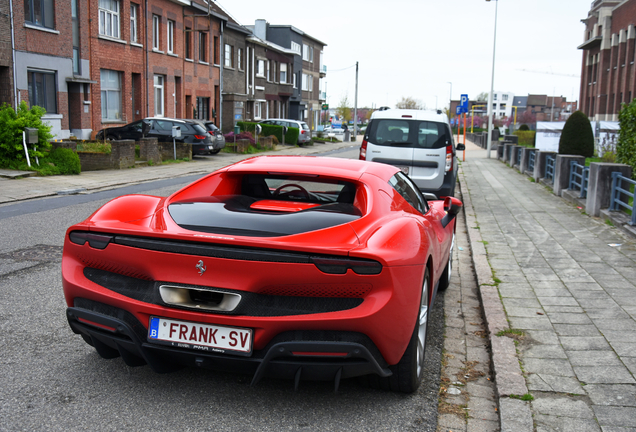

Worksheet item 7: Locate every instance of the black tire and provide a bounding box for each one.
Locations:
[438,233,455,292]
[106,134,118,141]
[367,268,430,393]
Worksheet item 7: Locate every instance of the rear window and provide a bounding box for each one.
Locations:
[368,119,451,149]
[242,174,356,204]
[191,124,208,134]
[300,122,310,130]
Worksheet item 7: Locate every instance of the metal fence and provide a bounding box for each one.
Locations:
[528,150,536,172]
[609,172,636,225]
[545,154,556,184]
[568,161,590,199]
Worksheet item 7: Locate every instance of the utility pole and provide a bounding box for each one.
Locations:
[354,61,359,138]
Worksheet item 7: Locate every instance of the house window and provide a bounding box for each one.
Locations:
[72,0,79,74]
[291,41,301,55]
[28,71,57,113]
[154,75,164,117]
[254,101,261,119]
[98,0,120,39]
[502,94,508,101]
[280,63,287,83]
[224,44,233,68]
[152,15,160,50]
[238,48,243,70]
[302,44,310,61]
[302,74,313,92]
[199,32,207,62]
[167,20,174,54]
[25,0,54,29]
[267,60,271,81]
[196,97,209,120]
[130,4,138,43]
[185,27,192,59]
[257,59,265,77]
[100,69,121,120]
[493,94,498,101]
[293,73,297,89]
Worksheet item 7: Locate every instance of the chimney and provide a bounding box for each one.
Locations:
[254,19,267,40]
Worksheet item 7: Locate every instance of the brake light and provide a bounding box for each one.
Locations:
[311,256,382,275]
[359,139,368,160]
[445,145,453,172]
[194,135,206,140]
[301,130,306,134]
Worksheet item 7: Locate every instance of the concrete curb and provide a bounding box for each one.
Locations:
[457,162,534,432]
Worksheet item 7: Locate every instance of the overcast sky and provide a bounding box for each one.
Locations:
[217,0,591,110]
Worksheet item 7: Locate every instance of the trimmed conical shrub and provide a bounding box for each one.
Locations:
[617,99,636,178]
[558,111,594,157]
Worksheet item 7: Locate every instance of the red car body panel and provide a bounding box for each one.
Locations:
[62,156,460,380]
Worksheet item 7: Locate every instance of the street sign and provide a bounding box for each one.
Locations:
[456,106,462,115]
[322,104,329,110]
[460,94,469,110]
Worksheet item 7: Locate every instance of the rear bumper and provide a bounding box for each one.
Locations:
[67,301,391,386]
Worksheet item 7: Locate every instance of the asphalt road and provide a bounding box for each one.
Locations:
[0,147,444,431]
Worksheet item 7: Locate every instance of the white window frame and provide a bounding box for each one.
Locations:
[293,73,297,89]
[224,44,233,68]
[257,59,265,77]
[100,69,121,121]
[238,48,243,70]
[167,20,174,54]
[254,101,261,120]
[130,4,138,43]
[267,60,271,81]
[152,15,160,51]
[154,75,165,117]
[280,63,287,84]
[302,44,310,61]
[291,41,301,55]
[99,0,120,39]
[301,73,307,91]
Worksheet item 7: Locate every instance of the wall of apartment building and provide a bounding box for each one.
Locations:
[264,48,293,120]
[301,37,323,129]
[221,27,247,132]
[580,0,636,121]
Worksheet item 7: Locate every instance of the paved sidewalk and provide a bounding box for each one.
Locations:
[460,140,636,431]
[0,140,357,204]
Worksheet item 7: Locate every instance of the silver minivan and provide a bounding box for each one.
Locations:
[359,109,464,198]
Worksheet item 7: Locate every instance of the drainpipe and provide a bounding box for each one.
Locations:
[219,20,223,129]
[145,0,149,117]
[9,0,17,108]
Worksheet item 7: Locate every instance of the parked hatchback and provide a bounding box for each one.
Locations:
[259,119,312,144]
[185,120,226,154]
[95,118,214,155]
[359,109,464,198]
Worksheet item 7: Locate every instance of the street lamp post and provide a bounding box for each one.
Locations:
[486,0,498,159]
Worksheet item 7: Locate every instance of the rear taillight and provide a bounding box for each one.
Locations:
[359,139,368,160]
[445,145,453,172]
[194,135,207,140]
[69,231,113,249]
[301,130,307,134]
[311,257,382,275]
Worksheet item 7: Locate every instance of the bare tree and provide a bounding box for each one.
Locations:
[475,92,489,102]
[336,95,352,122]
[396,97,425,110]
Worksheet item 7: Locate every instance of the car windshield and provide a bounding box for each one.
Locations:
[368,119,451,149]
[241,174,356,204]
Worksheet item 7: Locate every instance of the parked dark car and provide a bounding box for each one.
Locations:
[185,120,226,154]
[95,118,215,155]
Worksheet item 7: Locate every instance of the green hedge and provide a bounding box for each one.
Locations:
[618,99,636,179]
[513,130,536,147]
[48,147,81,174]
[238,121,300,145]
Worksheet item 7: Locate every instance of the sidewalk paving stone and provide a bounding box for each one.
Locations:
[459,139,636,431]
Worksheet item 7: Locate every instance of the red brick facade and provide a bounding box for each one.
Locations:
[579,0,636,120]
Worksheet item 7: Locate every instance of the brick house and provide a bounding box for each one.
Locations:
[91,0,222,136]
[0,0,14,107]
[12,0,93,139]
[579,0,636,121]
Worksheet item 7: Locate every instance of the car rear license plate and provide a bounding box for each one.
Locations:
[148,317,252,356]
[397,166,410,175]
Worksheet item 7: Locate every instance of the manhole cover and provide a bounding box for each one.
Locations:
[1,245,63,262]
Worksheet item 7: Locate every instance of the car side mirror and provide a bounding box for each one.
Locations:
[456,143,466,151]
[441,196,463,228]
